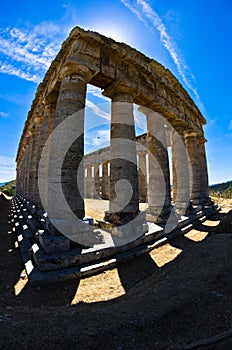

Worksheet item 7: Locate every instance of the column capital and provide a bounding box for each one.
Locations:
[59,62,94,82]
[103,81,135,102]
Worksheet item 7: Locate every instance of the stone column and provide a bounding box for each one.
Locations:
[101,161,109,200]
[47,65,93,220]
[16,159,23,195]
[85,166,93,198]
[24,131,34,199]
[20,148,27,197]
[138,151,147,202]
[185,131,201,206]
[172,125,190,215]
[103,83,139,225]
[28,114,43,204]
[35,102,56,208]
[94,164,101,199]
[141,108,173,223]
[197,138,210,204]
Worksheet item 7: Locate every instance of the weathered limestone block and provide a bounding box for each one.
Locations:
[37,230,70,254]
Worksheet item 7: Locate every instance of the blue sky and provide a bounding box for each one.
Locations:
[0,0,231,184]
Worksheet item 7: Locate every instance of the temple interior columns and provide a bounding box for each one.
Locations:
[101,161,109,200]
[93,164,101,199]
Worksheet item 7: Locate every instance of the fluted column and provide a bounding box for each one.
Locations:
[197,138,210,204]
[104,83,139,224]
[138,151,147,202]
[28,114,43,204]
[16,159,23,195]
[141,108,173,223]
[47,65,93,220]
[35,102,56,208]
[101,161,109,200]
[185,131,201,206]
[24,132,34,199]
[20,147,27,197]
[172,125,190,215]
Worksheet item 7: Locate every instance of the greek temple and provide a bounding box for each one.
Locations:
[12,27,217,283]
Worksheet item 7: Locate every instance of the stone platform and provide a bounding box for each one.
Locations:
[10,195,219,284]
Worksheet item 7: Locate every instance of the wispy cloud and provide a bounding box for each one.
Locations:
[120,0,204,111]
[86,100,111,121]
[0,62,40,82]
[0,21,69,83]
[229,120,232,130]
[0,111,9,118]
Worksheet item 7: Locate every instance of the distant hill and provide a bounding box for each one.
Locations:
[0,180,16,196]
[209,180,232,198]
[0,179,231,199]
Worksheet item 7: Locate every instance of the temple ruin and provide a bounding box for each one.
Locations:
[12,26,217,283]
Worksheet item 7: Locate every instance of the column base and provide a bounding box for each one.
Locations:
[110,211,148,240]
[104,210,140,225]
[175,201,192,216]
[146,205,173,223]
[49,218,95,246]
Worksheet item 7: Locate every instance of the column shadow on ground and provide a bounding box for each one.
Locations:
[0,194,80,308]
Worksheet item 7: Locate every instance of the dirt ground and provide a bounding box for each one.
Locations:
[0,193,232,349]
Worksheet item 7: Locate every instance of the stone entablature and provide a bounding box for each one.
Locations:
[16,26,205,165]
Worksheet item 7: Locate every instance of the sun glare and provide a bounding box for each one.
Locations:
[91,22,131,44]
